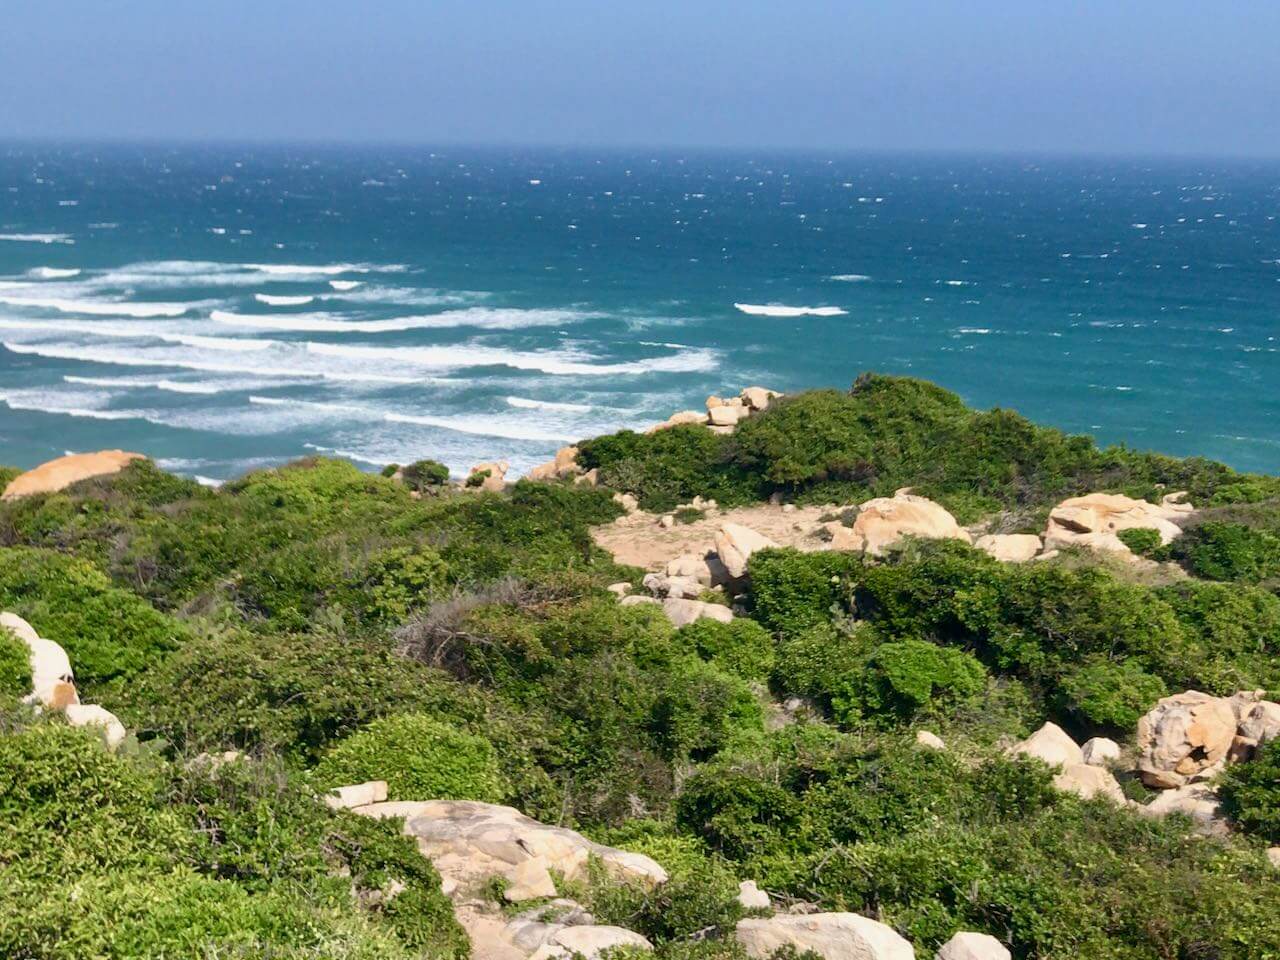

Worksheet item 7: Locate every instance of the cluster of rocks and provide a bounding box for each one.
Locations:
[648,386,782,436]
[1012,689,1280,854]
[329,787,1008,960]
[1,611,126,750]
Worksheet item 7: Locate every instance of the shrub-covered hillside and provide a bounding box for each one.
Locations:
[3,374,1280,960]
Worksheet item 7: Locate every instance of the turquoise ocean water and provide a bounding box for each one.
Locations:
[1,144,1278,483]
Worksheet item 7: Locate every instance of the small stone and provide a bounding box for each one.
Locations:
[737,880,771,910]
[1267,847,1280,869]
[935,931,1011,960]
[659,514,675,528]
[1012,722,1083,769]
[325,780,389,811]
[916,730,945,751]
[607,582,631,597]
[1081,737,1121,766]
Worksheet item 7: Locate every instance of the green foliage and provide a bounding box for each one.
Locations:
[676,617,775,681]
[0,464,19,490]
[854,640,987,723]
[0,546,187,688]
[466,468,491,488]
[1168,520,1280,584]
[1059,658,1168,729]
[1219,737,1280,843]
[748,548,863,638]
[311,712,507,803]
[0,624,32,698]
[674,506,706,524]
[401,458,452,491]
[1117,526,1162,557]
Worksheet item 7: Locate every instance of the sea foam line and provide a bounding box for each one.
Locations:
[734,303,847,317]
[0,295,194,318]
[0,233,73,244]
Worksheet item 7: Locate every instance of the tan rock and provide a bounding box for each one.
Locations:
[612,492,640,513]
[1012,722,1083,769]
[574,469,599,487]
[662,598,734,628]
[651,410,708,433]
[2,612,79,709]
[619,595,660,609]
[505,856,559,902]
[974,533,1042,563]
[526,461,559,481]
[325,780,388,811]
[714,523,779,579]
[350,800,668,893]
[606,583,632,597]
[709,405,746,427]
[530,925,652,960]
[658,514,675,529]
[736,913,915,960]
[916,730,946,751]
[553,446,581,475]
[1042,493,1189,554]
[1140,782,1228,836]
[935,932,1010,960]
[1081,737,1121,766]
[1239,699,1280,745]
[706,395,727,410]
[666,553,713,587]
[468,461,509,493]
[848,493,971,556]
[741,386,780,411]
[737,880,771,910]
[1136,691,1237,788]
[1268,848,1280,869]
[2,450,145,500]
[63,703,126,750]
[1052,763,1125,803]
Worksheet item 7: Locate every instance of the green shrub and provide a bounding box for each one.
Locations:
[677,618,775,681]
[0,625,32,698]
[1117,526,1163,557]
[674,507,706,524]
[0,465,19,490]
[853,640,987,723]
[401,458,451,491]
[1059,658,1168,730]
[1168,520,1280,583]
[311,712,506,803]
[1219,737,1280,843]
[748,548,863,638]
[0,547,186,688]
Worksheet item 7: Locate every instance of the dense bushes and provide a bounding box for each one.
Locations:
[1219,737,1280,843]
[0,624,32,698]
[1166,518,1280,584]
[311,712,507,803]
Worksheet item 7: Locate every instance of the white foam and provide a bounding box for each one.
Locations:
[0,295,193,318]
[215,306,587,334]
[734,303,846,317]
[254,294,315,306]
[245,263,392,277]
[828,274,871,282]
[506,395,594,413]
[306,341,718,377]
[63,374,234,395]
[943,280,971,287]
[28,267,81,280]
[193,475,223,488]
[0,233,73,244]
[329,280,362,291]
[956,328,992,335]
[0,318,273,351]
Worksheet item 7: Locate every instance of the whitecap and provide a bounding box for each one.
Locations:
[254,293,315,306]
[329,280,362,291]
[828,274,871,282]
[27,267,81,280]
[733,303,847,318]
[506,395,594,413]
[63,374,236,395]
[213,306,589,334]
[0,233,73,244]
[0,295,193,318]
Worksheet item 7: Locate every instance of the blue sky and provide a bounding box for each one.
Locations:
[3,1,1278,155]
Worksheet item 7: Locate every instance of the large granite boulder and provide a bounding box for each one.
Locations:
[973,534,1041,563]
[714,523,779,579]
[736,913,915,960]
[2,450,145,500]
[2,612,78,709]
[1136,691,1237,788]
[1139,782,1228,836]
[63,703,127,751]
[935,932,1010,960]
[1081,737,1122,766]
[350,800,667,894]
[1052,763,1125,804]
[661,598,734,628]
[848,493,971,556]
[1011,722,1082,769]
[468,461,509,493]
[1042,493,1189,554]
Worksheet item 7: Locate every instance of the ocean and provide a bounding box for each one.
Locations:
[1,143,1278,484]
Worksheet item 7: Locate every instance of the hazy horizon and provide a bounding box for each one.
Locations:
[3,2,1278,158]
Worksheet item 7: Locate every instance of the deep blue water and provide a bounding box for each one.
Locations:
[1,143,1278,483]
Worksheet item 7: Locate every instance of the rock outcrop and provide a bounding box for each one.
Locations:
[847,492,971,556]
[2,612,78,709]
[527,447,583,482]
[737,880,771,910]
[661,597,734,628]
[935,932,1010,960]
[714,523,779,579]
[63,703,127,751]
[1012,722,1083,769]
[2,450,145,500]
[325,780,389,811]
[1052,763,1125,804]
[1139,782,1228,836]
[973,533,1041,563]
[350,799,668,894]
[1136,691,1237,788]
[468,461,509,493]
[1042,492,1190,555]
[736,913,915,960]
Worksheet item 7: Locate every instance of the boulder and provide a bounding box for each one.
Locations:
[848,493,971,557]
[619,595,660,609]
[529,925,652,960]
[1042,493,1188,554]
[612,492,640,513]
[935,932,1010,960]
[574,469,599,487]
[973,534,1042,563]
[1268,848,1280,870]
[642,573,703,600]
[505,856,559,902]
[662,598,734,628]
[2,450,145,500]
[3,612,78,709]
[709,405,747,428]
[1140,782,1228,836]
[63,703,127,751]
[607,582,632,597]
[736,913,915,960]
[526,461,559,482]
[737,880,771,910]
[350,800,668,895]
[1136,691,1237,788]
[1239,699,1280,745]
[1012,722,1083,769]
[650,410,708,432]
[325,780,388,811]
[1052,763,1125,803]
[468,461,509,493]
[714,523,779,579]
[741,386,780,411]
[916,730,946,751]
[1081,737,1122,766]
[666,553,714,587]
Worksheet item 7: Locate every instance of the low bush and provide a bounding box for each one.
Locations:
[310,712,507,803]
[0,625,32,698]
[1167,520,1280,584]
[748,548,863,638]
[1219,737,1280,843]
[676,617,775,681]
[1117,526,1163,557]
[400,458,451,491]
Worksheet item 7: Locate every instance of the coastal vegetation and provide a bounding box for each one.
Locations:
[3,374,1280,959]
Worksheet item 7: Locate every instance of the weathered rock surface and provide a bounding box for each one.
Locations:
[1136,691,1237,788]
[737,880,771,910]
[709,405,747,427]
[63,703,127,750]
[1268,848,1280,869]
[1140,782,1228,836]
[973,533,1042,563]
[1012,722,1082,769]
[350,800,668,894]
[915,730,945,751]
[2,612,78,709]
[1052,763,1125,803]
[1239,698,1280,746]
[661,597,734,628]
[1081,737,1121,766]
[714,523,779,579]
[504,856,559,902]
[666,553,714,586]
[741,386,780,411]
[612,492,640,513]
[736,913,915,960]
[325,780,388,811]
[848,493,971,556]
[1042,493,1189,554]
[2,450,145,500]
[935,931,1010,960]
[468,461,509,493]
[528,924,652,960]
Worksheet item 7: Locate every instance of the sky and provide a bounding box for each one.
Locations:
[3,1,1278,156]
